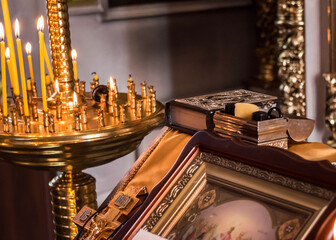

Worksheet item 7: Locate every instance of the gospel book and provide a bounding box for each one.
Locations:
[165,89,277,133]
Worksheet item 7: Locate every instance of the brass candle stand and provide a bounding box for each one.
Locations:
[0,0,164,239]
[0,90,164,239]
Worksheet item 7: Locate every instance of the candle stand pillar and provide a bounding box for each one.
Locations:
[49,171,97,239]
[47,0,75,107]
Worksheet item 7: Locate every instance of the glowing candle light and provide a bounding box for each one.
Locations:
[0,23,7,117]
[37,16,47,112]
[43,41,53,83]
[72,49,78,81]
[55,79,59,93]
[112,77,118,94]
[73,91,79,113]
[25,42,34,84]
[15,19,29,116]
[73,91,78,107]
[1,0,19,96]
[109,77,113,91]
[5,47,14,88]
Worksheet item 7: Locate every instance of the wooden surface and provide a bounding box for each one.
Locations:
[0,161,55,240]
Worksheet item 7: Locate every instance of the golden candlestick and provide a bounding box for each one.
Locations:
[0,0,164,239]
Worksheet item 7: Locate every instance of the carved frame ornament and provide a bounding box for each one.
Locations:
[255,0,305,116]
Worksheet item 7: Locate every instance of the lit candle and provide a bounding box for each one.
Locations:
[112,77,118,95]
[15,19,29,116]
[128,74,133,84]
[25,42,34,84]
[0,23,6,117]
[73,91,78,108]
[37,16,47,112]
[72,49,78,81]
[5,47,14,88]
[93,72,99,86]
[73,91,79,114]
[109,77,113,91]
[94,73,98,81]
[0,0,19,96]
[43,42,54,83]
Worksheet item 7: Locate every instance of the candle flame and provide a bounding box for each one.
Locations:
[0,23,4,41]
[37,16,44,32]
[73,92,78,107]
[26,42,32,54]
[55,79,59,92]
[5,47,10,59]
[71,49,77,61]
[109,77,113,91]
[14,19,20,38]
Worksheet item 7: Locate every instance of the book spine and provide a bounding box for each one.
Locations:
[165,102,174,127]
[165,102,172,126]
[206,111,215,130]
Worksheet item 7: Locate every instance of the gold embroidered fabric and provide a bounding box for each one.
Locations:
[125,129,191,193]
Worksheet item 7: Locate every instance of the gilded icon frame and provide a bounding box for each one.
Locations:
[121,132,336,240]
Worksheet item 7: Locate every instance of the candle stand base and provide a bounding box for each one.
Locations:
[50,171,97,240]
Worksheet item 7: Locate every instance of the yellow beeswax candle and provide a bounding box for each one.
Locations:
[25,42,34,84]
[15,19,29,116]
[43,43,54,83]
[1,0,19,96]
[27,79,31,91]
[37,16,47,112]
[0,23,7,117]
[5,47,14,89]
[71,49,78,81]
